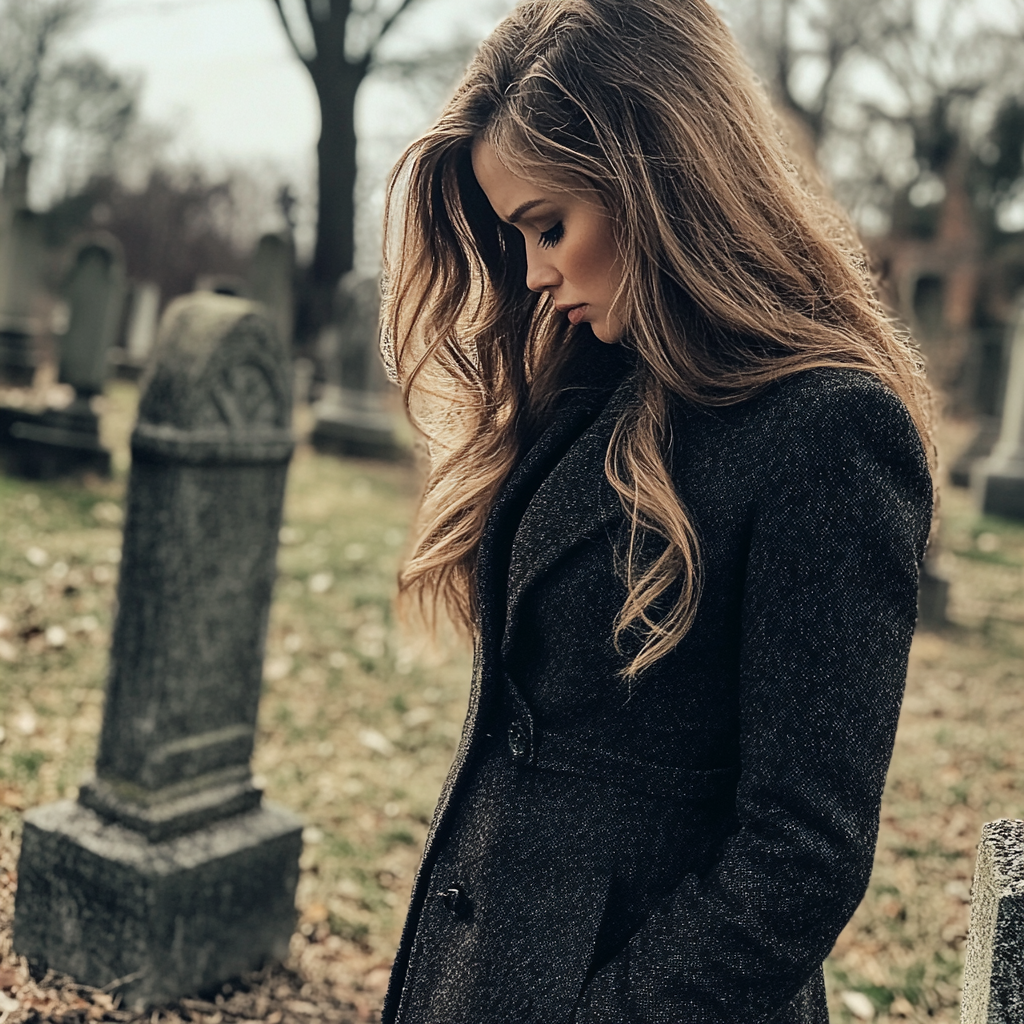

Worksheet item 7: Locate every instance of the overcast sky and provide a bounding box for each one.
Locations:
[70,0,508,260]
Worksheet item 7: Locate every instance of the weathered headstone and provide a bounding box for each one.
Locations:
[0,237,125,477]
[975,305,1024,518]
[0,207,44,386]
[13,292,302,1010]
[952,326,1009,488]
[112,280,161,379]
[248,233,294,351]
[312,272,402,459]
[961,819,1024,1023]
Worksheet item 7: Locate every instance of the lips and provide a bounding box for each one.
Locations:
[559,304,588,326]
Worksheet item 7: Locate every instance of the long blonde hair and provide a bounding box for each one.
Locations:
[383,0,934,677]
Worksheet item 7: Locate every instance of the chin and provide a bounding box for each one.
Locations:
[591,321,625,345]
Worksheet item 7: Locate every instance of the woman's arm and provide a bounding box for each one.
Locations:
[576,374,933,1023]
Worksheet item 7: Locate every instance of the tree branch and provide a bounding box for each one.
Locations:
[270,0,312,67]
[369,0,422,57]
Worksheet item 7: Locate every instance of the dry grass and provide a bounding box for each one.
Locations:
[0,386,1021,1022]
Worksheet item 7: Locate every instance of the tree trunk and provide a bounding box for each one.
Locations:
[1,153,32,209]
[303,62,365,344]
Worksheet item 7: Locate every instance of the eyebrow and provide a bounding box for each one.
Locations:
[506,198,549,224]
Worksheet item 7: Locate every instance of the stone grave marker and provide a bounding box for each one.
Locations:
[13,292,302,1010]
[0,236,125,477]
[113,280,161,379]
[0,207,44,386]
[951,326,1008,488]
[975,303,1024,518]
[248,233,294,351]
[312,271,402,458]
[961,819,1024,1023]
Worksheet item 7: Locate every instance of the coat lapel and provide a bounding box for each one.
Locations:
[501,372,636,661]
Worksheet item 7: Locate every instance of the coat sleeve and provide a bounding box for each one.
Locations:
[575,376,933,1023]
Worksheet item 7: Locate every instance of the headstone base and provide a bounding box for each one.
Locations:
[0,330,37,388]
[0,401,111,479]
[14,800,302,1011]
[312,390,403,460]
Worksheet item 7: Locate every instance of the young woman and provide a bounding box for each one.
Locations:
[379,1,934,1021]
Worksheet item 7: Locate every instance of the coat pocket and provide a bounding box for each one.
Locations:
[525,725,739,804]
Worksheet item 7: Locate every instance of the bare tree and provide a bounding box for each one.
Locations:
[270,0,507,338]
[718,0,1024,230]
[0,0,137,209]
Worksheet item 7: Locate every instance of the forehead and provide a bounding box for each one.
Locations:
[471,140,556,222]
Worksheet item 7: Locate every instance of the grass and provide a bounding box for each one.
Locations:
[0,388,1022,1022]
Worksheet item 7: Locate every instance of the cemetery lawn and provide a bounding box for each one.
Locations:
[0,392,1020,1024]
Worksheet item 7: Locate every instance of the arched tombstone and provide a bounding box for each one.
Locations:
[975,301,1024,518]
[0,236,124,477]
[0,208,44,386]
[247,233,294,351]
[13,293,302,1010]
[312,271,402,458]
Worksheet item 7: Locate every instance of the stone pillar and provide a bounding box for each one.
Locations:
[975,304,1024,518]
[13,293,302,1010]
[961,819,1024,1023]
[0,207,44,387]
[248,233,294,351]
[312,272,402,459]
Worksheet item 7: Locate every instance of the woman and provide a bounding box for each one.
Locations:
[379,0,934,1021]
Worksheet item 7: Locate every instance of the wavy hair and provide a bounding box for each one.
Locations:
[383,0,934,677]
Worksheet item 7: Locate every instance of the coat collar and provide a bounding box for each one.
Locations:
[488,368,637,662]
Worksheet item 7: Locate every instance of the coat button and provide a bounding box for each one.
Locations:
[438,883,470,918]
[507,719,530,761]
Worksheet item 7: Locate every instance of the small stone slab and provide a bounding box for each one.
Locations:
[962,818,1024,1023]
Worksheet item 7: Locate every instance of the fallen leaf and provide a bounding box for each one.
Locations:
[300,902,329,925]
[840,990,875,1020]
[890,995,915,1017]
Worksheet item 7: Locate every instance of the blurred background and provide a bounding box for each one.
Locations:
[3,1,1024,1022]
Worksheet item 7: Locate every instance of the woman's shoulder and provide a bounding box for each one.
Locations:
[673,367,920,447]
[666,367,931,500]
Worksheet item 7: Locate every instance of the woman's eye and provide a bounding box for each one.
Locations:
[538,222,564,249]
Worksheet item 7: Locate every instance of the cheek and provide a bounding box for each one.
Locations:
[567,224,620,292]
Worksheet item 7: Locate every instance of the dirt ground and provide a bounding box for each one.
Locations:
[0,385,1021,1022]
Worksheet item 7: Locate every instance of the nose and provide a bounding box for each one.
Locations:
[525,249,561,294]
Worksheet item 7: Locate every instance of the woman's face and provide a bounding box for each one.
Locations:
[471,140,626,343]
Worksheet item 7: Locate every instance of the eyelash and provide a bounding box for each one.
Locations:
[538,222,564,249]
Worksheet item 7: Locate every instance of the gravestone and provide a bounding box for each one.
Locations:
[312,272,402,458]
[975,305,1024,518]
[13,292,302,1010]
[248,233,294,351]
[0,207,44,386]
[113,280,161,379]
[952,327,1009,488]
[961,819,1024,1023]
[0,238,124,477]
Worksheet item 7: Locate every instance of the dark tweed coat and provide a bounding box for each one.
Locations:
[382,346,933,1024]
